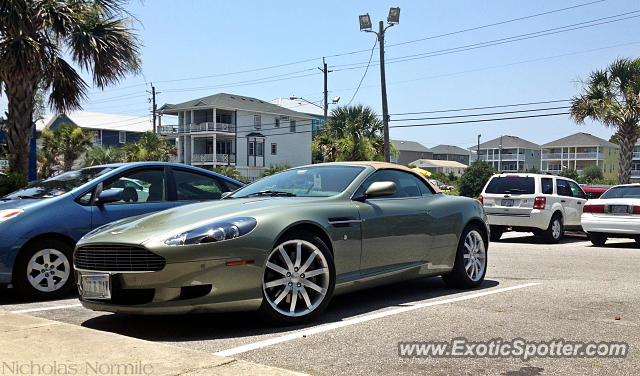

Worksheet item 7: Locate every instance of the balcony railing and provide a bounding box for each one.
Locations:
[479,154,524,161]
[633,152,640,159]
[632,169,640,177]
[542,152,603,160]
[181,122,236,133]
[157,125,179,135]
[191,153,236,164]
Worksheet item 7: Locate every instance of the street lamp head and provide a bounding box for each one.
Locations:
[332,96,340,104]
[359,14,372,30]
[289,95,298,100]
[387,7,400,24]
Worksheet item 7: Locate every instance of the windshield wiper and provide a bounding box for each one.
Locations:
[242,190,297,197]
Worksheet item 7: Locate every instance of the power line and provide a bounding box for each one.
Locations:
[389,112,569,129]
[388,100,571,116]
[390,106,570,122]
[346,38,377,107]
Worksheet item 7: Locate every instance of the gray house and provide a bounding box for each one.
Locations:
[469,135,541,172]
[391,140,433,165]
[430,144,472,166]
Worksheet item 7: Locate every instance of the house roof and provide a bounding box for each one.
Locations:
[36,111,153,133]
[430,144,470,155]
[270,98,324,117]
[542,132,620,148]
[391,139,433,153]
[469,135,539,151]
[410,159,469,168]
[160,93,314,118]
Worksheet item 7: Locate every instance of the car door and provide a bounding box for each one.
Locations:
[90,167,179,229]
[567,180,587,221]
[352,169,435,274]
[169,167,242,203]
[556,179,578,225]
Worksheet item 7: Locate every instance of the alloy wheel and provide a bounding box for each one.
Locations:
[263,239,330,317]
[551,219,562,240]
[26,249,71,293]
[463,230,486,282]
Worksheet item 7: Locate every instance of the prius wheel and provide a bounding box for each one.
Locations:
[260,232,335,324]
[442,225,487,289]
[13,239,75,301]
[589,233,607,247]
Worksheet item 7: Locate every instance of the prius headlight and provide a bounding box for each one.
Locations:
[164,217,257,246]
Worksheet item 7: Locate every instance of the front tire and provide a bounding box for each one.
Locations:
[589,233,607,246]
[542,214,563,244]
[13,239,75,300]
[259,231,335,324]
[442,225,487,289]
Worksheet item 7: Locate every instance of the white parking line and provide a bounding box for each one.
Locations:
[10,303,82,314]
[214,282,540,357]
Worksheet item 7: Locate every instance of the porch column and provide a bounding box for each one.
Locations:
[190,136,194,165]
[191,110,195,131]
[574,147,578,170]
[213,133,217,166]
[213,108,217,131]
[177,136,182,163]
[596,146,599,166]
[516,147,519,171]
[183,135,188,164]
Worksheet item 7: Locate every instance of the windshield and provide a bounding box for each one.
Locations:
[485,176,535,194]
[3,167,114,199]
[230,166,365,198]
[600,186,640,199]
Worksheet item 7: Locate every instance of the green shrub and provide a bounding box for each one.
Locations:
[458,161,494,198]
[0,172,27,197]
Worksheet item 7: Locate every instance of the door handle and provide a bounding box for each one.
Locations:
[561,200,566,203]
[577,201,582,205]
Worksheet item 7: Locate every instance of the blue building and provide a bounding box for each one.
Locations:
[0,119,37,181]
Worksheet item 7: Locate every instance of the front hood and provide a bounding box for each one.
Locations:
[585,198,640,207]
[0,198,49,210]
[78,196,327,246]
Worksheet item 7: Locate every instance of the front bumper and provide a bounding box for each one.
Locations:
[581,214,640,235]
[486,209,550,230]
[76,258,264,314]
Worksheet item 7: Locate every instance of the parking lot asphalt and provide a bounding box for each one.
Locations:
[2,232,639,375]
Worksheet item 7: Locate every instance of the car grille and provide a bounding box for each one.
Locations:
[75,245,166,272]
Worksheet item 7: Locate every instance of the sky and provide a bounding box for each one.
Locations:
[1,0,639,149]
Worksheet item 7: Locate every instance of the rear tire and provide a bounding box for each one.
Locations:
[442,225,487,289]
[489,226,504,242]
[13,239,75,301]
[259,231,335,325]
[589,233,607,246]
[542,214,563,244]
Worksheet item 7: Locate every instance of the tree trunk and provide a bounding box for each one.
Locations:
[617,122,638,184]
[2,75,38,178]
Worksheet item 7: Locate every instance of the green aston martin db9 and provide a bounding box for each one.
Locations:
[75,162,489,323]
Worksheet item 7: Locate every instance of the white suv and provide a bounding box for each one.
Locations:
[480,173,587,243]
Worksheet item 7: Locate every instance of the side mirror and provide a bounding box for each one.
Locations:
[96,189,123,205]
[364,181,397,199]
[221,191,232,199]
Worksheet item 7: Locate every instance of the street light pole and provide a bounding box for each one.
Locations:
[360,8,400,163]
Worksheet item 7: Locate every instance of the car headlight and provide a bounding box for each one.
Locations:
[0,209,24,222]
[164,217,257,246]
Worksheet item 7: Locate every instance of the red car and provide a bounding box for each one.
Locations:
[583,187,609,199]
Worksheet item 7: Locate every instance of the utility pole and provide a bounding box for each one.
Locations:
[359,8,399,163]
[318,57,331,126]
[148,83,158,133]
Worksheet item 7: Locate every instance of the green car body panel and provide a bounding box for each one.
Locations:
[75,163,488,314]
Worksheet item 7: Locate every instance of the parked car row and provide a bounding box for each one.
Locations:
[479,173,640,247]
[2,161,488,323]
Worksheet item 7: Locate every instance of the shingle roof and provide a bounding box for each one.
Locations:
[36,111,153,133]
[430,144,470,155]
[469,135,539,150]
[542,132,620,148]
[160,93,314,118]
[391,139,433,153]
[411,159,468,168]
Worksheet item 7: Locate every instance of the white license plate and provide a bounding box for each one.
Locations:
[81,273,111,300]
[610,205,628,214]
[501,199,514,207]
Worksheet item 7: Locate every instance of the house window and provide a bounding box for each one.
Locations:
[275,118,280,128]
[254,115,261,130]
[290,119,296,133]
[93,131,101,146]
[119,131,126,144]
[271,143,277,155]
[248,140,264,157]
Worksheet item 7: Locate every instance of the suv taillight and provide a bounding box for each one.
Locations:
[583,204,605,213]
[533,197,546,209]
[478,195,483,205]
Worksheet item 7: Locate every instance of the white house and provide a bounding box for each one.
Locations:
[158,93,317,180]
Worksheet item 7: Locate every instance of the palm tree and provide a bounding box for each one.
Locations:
[212,165,244,182]
[313,105,386,162]
[262,164,291,177]
[83,145,123,166]
[43,123,94,171]
[0,0,141,177]
[37,130,61,179]
[570,57,640,184]
[122,132,177,162]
